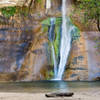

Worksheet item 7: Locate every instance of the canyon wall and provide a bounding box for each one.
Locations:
[0,0,99,81]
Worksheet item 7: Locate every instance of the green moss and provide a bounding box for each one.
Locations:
[48,42,54,66]
[42,18,61,66]
[47,31,60,67]
[53,25,61,61]
[42,18,51,25]
[55,17,62,25]
[46,70,54,80]
[42,26,48,33]
[0,7,16,18]
[36,0,42,3]
[42,17,62,26]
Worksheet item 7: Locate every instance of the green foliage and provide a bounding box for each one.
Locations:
[48,42,54,66]
[42,17,62,26]
[0,6,30,18]
[0,7,16,18]
[36,0,42,3]
[78,0,100,31]
[79,0,100,18]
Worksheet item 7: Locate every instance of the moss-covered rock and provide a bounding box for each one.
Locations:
[42,17,80,66]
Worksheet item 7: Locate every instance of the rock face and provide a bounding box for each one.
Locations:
[0,0,24,7]
[0,16,49,81]
[0,0,99,81]
[0,0,61,8]
[84,32,100,80]
[0,10,51,81]
[0,0,62,81]
[64,32,88,81]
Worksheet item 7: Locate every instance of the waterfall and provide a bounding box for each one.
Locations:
[48,18,58,78]
[46,0,51,13]
[51,44,57,78]
[42,0,80,80]
[48,18,55,42]
[46,0,51,9]
[55,0,72,80]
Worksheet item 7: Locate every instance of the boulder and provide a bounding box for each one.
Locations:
[45,92,74,97]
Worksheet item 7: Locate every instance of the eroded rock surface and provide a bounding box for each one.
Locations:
[64,32,88,81]
[0,0,99,81]
[0,0,32,7]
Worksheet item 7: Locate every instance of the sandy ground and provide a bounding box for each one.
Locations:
[0,91,100,100]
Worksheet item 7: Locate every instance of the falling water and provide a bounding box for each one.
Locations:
[56,0,72,80]
[48,18,58,78]
[51,44,57,78]
[45,0,76,80]
[48,18,55,42]
[46,0,51,13]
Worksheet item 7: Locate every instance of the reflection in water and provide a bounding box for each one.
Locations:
[57,81,69,92]
[0,81,99,93]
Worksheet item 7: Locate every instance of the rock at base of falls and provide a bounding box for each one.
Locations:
[45,92,74,97]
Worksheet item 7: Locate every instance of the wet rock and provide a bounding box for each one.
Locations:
[32,49,43,55]
[69,67,87,71]
[45,92,74,97]
[64,32,88,81]
[93,77,100,81]
[70,74,78,78]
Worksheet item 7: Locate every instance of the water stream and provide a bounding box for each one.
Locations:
[48,0,75,80]
[46,0,51,13]
[56,0,72,80]
[43,0,80,80]
[48,18,58,78]
[51,44,57,78]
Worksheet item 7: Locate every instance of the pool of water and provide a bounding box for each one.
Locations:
[0,81,100,93]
